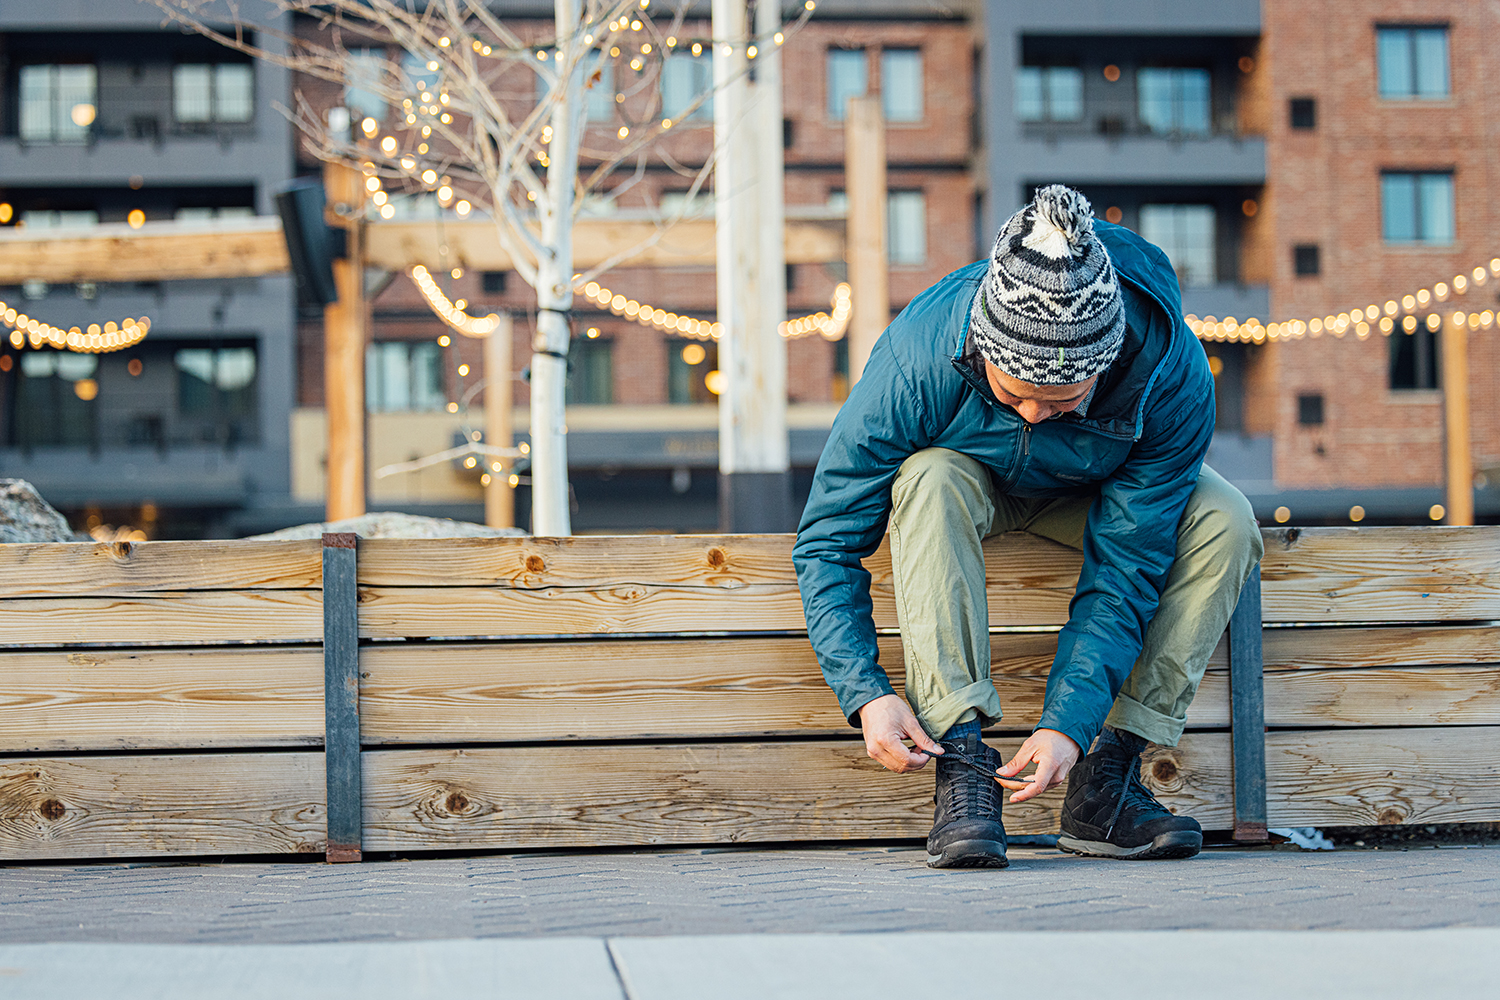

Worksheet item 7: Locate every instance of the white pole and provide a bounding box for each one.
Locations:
[529,0,583,536]
[713,0,790,531]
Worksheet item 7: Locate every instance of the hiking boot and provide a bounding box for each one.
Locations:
[926,734,1009,869]
[1057,744,1202,860]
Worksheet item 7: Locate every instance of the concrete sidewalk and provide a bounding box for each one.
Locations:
[0,930,1496,999]
[1,844,1496,943]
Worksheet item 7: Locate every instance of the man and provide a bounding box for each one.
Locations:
[793,185,1263,869]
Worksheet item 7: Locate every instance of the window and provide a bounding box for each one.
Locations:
[481,271,508,294]
[174,346,258,443]
[1382,172,1454,244]
[1377,26,1449,99]
[881,49,923,122]
[587,60,616,121]
[1139,204,1216,287]
[1390,325,1440,390]
[888,190,926,265]
[668,339,719,404]
[662,53,712,121]
[175,206,255,225]
[20,210,98,231]
[1015,66,1083,123]
[566,338,613,404]
[173,63,254,123]
[1289,97,1316,129]
[18,64,97,143]
[344,49,388,122]
[366,341,444,412]
[1297,393,1325,426]
[827,189,925,265]
[1293,244,1321,276]
[1138,67,1211,135]
[827,48,867,120]
[7,351,97,447]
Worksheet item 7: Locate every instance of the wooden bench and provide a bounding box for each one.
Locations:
[0,526,1496,861]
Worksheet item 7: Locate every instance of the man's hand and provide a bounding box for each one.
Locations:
[856,694,943,773]
[998,728,1080,803]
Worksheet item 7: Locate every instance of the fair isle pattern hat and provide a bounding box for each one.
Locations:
[969,185,1125,385]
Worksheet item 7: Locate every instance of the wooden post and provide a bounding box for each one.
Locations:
[321,532,362,863]
[1442,312,1474,526]
[323,163,366,522]
[484,313,515,530]
[713,0,791,531]
[845,95,888,386]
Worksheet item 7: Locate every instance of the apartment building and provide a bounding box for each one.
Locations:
[0,1,297,537]
[1250,0,1499,522]
[288,0,983,532]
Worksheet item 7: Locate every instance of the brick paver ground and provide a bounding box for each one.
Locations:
[2,843,1496,944]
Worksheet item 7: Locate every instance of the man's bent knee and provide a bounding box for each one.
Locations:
[891,449,994,530]
[1182,468,1263,564]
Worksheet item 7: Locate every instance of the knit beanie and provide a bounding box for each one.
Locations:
[968,185,1125,385]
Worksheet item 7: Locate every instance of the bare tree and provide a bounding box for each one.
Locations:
[151,0,812,534]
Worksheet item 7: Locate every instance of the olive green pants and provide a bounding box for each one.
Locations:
[888,448,1263,748]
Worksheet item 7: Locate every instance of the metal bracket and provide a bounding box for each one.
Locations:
[322,532,362,863]
[1227,564,1268,842]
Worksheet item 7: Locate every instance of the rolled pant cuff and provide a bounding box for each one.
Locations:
[1103,694,1186,748]
[914,680,1004,741]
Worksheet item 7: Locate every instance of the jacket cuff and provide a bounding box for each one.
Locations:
[1036,708,1099,760]
[840,674,898,729]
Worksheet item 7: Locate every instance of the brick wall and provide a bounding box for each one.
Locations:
[1262,0,1500,489]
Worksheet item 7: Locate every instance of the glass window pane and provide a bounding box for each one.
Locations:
[410,343,444,410]
[1377,28,1413,98]
[1046,67,1083,121]
[1382,173,1417,242]
[827,49,867,120]
[1418,174,1454,244]
[214,64,253,121]
[662,54,711,120]
[1140,204,1216,287]
[887,191,926,265]
[344,49,387,121]
[174,64,213,122]
[1414,28,1449,98]
[1015,66,1044,121]
[1138,68,1174,133]
[1176,69,1211,134]
[587,60,615,121]
[881,50,923,122]
[54,65,96,142]
[19,65,55,141]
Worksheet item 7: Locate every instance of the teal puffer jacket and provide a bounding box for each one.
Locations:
[793,221,1214,754]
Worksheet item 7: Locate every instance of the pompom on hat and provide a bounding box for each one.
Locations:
[968,185,1125,386]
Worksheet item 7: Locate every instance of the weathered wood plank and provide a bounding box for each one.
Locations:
[1263,625,1499,672]
[1260,526,1500,623]
[0,540,322,597]
[0,591,323,648]
[0,647,323,752]
[360,740,1071,850]
[355,532,1084,597]
[0,753,326,860]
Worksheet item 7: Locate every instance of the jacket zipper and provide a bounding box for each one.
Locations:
[1000,422,1032,492]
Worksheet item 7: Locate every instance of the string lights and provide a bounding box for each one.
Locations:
[575,279,853,341]
[1186,257,1500,344]
[2,300,151,354]
[410,266,503,337]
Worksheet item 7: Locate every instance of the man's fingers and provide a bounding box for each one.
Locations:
[1009,757,1058,803]
[908,729,943,756]
[997,743,1037,778]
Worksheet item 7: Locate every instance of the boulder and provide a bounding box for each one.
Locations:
[0,479,73,543]
[246,511,526,540]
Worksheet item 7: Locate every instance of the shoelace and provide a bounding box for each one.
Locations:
[930,740,1034,783]
[1103,757,1154,839]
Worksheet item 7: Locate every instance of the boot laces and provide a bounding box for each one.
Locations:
[1102,755,1159,840]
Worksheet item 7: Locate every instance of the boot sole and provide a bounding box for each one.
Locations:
[926,839,1010,869]
[1056,829,1202,860]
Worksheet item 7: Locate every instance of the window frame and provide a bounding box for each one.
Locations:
[1376,25,1450,101]
[1380,170,1455,245]
[1136,65,1213,136]
[1015,64,1084,124]
[17,62,98,144]
[173,61,255,126]
[880,48,924,123]
[826,47,868,121]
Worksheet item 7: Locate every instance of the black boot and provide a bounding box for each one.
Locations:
[1057,742,1202,860]
[926,735,1009,869]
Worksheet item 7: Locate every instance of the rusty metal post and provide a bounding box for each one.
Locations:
[322,531,362,863]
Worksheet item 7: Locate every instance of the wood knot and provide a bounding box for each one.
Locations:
[1283,527,1301,545]
[524,555,546,573]
[109,540,134,560]
[445,791,470,814]
[1150,759,1179,783]
[1377,808,1405,825]
[707,547,726,568]
[38,799,65,821]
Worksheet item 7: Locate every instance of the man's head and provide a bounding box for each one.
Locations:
[984,362,1097,425]
[969,185,1125,389]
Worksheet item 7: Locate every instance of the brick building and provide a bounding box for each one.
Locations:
[286,1,982,532]
[1245,0,1499,522]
